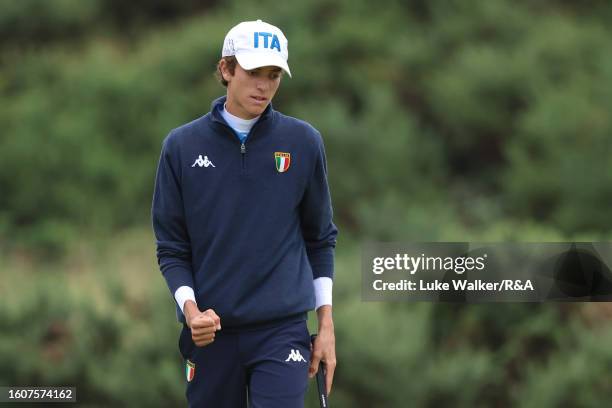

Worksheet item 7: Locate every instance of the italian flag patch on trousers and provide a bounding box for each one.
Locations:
[186,359,195,382]
[274,152,291,172]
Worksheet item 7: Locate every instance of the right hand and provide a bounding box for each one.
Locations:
[184,301,221,347]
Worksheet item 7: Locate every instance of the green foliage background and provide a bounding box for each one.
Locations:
[1,0,612,406]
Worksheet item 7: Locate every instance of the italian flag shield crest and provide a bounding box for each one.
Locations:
[275,152,291,173]
[186,359,195,382]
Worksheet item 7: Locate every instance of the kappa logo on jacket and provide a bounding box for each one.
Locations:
[285,349,307,363]
[191,155,215,168]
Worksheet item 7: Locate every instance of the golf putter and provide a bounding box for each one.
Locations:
[310,334,329,408]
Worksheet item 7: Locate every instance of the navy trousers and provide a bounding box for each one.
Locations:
[178,318,311,408]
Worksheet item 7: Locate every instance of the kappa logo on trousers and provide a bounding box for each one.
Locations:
[285,349,307,363]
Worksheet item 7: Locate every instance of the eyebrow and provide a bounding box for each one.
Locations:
[252,67,282,73]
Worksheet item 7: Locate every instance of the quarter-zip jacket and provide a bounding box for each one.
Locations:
[152,96,338,327]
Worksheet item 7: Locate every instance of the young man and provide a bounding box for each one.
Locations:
[152,20,338,407]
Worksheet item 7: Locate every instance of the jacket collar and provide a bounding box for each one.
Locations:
[209,95,275,126]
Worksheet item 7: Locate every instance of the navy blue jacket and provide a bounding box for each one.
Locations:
[152,96,338,327]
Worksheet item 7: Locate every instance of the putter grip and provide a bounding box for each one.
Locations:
[311,334,329,408]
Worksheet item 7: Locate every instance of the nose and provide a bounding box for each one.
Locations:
[255,78,267,92]
[255,74,276,92]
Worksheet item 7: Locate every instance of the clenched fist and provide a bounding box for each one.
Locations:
[184,301,221,347]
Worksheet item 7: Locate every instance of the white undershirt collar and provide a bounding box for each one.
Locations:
[221,103,259,134]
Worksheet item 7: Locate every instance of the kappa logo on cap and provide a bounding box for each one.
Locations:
[224,38,236,55]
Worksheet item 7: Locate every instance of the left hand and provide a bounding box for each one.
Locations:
[309,306,336,395]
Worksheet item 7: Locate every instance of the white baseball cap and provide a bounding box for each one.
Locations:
[222,19,291,77]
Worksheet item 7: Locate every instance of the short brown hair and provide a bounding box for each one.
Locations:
[216,56,237,87]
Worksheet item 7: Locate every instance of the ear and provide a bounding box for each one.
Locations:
[219,59,233,83]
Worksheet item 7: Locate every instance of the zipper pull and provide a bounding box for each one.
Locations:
[240,143,246,154]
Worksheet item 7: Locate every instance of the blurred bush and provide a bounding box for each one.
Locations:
[0,230,184,406]
[0,271,184,406]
